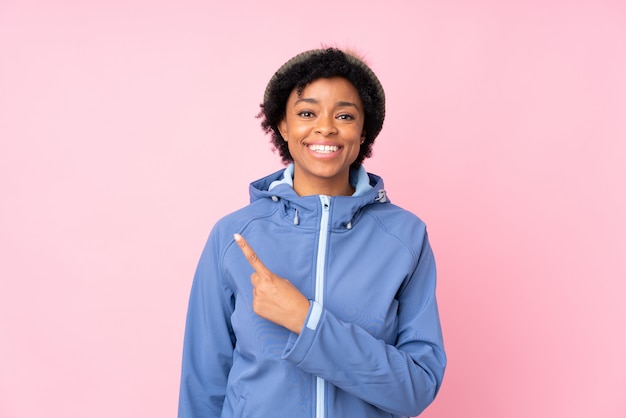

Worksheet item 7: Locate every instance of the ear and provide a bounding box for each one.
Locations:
[360,130,366,144]
[278,118,288,142]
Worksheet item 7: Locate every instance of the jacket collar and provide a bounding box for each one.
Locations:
[249,167,389,230]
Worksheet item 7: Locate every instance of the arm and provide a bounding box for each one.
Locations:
[233,231,446,416]
[178,228,235,418]
[284,234,445,416]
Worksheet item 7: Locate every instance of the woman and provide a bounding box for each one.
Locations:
[178,48,446,418]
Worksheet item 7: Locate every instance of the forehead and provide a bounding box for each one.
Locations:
[291,77,361,102]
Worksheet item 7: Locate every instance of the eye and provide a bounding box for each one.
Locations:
[337,114,354,120]
[298,111,315,118]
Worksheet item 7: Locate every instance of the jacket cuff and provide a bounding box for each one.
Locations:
[282,301,323,363]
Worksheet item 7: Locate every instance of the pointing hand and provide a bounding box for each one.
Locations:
[234,234,310,334]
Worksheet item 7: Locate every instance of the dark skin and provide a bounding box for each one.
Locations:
[235,77,365,334]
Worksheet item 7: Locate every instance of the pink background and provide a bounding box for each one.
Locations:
[1,1,625,417]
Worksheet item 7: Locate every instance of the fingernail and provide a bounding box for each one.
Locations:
[233,233,242,242]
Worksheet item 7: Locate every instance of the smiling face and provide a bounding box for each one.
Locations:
[278,77,365,196]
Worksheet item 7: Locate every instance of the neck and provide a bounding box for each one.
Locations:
[292,173,354,197]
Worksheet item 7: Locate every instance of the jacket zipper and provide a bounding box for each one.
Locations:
[315,195,331,418]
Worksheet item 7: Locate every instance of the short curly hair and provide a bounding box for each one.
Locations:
[259,48,386,168]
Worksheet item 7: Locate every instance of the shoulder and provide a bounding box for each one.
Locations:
[210,199,277,238]
[361,172,428,235]
[196,199,279,272]
[365,202,427,234]
[360,202,431,261]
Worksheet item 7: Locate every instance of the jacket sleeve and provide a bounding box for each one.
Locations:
[178,226,235,418]
[282,231,446,417]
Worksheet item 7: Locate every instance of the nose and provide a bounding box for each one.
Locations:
[314,114,337,136]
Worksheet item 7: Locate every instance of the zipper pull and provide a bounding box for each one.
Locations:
[320,195,330,211]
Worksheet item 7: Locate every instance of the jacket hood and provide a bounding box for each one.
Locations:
[249,168,389,230]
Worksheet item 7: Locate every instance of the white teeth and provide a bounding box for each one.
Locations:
[308,144,339,153]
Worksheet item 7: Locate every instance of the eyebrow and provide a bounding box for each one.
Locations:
[294,98,361,111]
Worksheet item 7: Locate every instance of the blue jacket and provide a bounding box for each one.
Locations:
[178,168,446,418]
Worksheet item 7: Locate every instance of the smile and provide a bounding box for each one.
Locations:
[308,144,340,153]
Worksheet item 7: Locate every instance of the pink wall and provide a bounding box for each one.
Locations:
[1,1,624,417]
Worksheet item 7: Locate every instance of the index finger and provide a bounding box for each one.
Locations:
[233,234,271,275]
